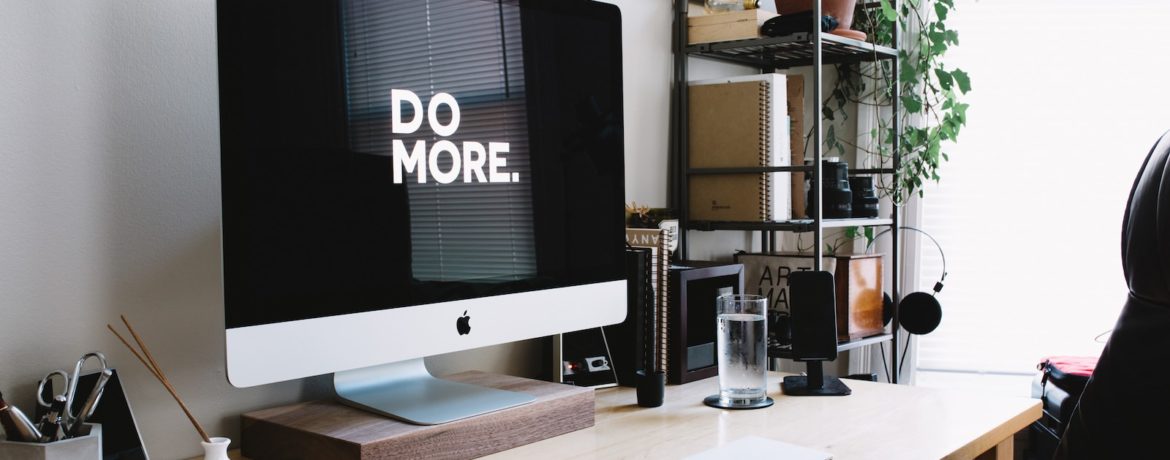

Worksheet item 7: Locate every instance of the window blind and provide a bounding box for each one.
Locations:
[341,0,535,282]
[914,0,1170,391]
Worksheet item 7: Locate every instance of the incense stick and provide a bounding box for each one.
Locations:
[109,315,211,443]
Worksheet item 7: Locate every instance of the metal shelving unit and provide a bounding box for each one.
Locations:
[670,0,905,382]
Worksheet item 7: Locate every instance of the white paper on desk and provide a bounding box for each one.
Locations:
[685,436,832,460]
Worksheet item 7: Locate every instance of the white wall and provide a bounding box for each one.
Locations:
[0,1,674,458]
[0,2,311,458]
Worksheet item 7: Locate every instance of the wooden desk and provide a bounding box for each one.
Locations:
[487,373,1040,460]
[217,372,1039,460]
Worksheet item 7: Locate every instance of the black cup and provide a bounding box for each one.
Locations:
[635,370,666,407]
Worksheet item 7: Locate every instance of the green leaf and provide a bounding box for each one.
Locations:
[940,123,955,140]
[952,69,972,94]
[901,94,922,113]
[945,30,960,45]
[955,102,970,117]
[934,3,949,21]
[934,68,953,90]
[899,61,918,84]
[928,30,945,44]
[879,0,898,22]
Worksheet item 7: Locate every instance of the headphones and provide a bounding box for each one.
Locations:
[866,226,948,335]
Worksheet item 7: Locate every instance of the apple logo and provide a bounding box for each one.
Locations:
[456,310,471,335]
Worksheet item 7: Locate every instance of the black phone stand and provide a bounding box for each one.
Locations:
[781,361,851,396]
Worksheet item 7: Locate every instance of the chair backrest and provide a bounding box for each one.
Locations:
[1121,131,1170,304]
[1057,131,1170,459]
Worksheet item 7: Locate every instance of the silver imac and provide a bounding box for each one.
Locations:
[217,0,626,424]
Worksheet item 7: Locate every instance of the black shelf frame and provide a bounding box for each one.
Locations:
[768,333,894,360]
[670,0,905,383]
[688,166,895,175]
[688,218,893,233]
[685,32,898,69]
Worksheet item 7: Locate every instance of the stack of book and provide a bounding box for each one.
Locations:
[625,228,672,376]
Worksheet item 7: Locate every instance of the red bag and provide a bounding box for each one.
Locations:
[1038,355,1098,395]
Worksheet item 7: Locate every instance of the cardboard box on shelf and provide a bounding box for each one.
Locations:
[687,9,777,45]
[786,75,807,218]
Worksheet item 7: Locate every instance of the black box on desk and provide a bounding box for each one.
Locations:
[667,263,744,384]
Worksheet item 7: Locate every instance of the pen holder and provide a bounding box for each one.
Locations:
[0,423,102,460]
[635,370,665,407]
[201,436,231,460]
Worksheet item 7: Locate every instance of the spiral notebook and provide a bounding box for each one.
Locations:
[688,74,791,222]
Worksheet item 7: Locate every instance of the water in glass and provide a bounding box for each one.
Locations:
[717,312,767,404]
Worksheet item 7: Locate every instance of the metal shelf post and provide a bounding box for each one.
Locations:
[890,0,903,385]
[672,0,690,260]
[811,0,825,272]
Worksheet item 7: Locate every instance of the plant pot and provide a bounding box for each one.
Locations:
[777,0,866,40]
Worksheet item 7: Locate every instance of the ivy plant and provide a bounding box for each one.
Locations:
[816,0,970,203]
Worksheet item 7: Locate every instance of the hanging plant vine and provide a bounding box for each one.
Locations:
[816,0,970,204]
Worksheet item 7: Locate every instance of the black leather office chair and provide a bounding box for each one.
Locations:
[1056,132,1170,458]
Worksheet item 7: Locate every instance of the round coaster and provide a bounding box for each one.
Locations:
[703,394,775,410]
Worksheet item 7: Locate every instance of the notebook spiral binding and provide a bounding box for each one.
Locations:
[757,81,772,222]
[657,229,673,373]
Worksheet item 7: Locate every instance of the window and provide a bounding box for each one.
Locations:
[914,0,1170,394]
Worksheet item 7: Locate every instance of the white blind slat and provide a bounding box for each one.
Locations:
[343,0,535,282]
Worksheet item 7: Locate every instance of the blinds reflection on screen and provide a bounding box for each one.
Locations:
[341,0,535,283]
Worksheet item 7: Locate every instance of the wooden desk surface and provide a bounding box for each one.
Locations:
[487,373,1040,460]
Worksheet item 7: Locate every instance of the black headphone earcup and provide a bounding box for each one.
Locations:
[882,293,894,327]
[899,291,942,335]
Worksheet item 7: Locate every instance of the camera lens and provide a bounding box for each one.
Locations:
[849,176,879,218]
[806,160,853,218]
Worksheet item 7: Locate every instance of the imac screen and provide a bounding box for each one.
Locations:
[218,0,625,328]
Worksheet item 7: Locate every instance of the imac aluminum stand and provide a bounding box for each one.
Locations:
[335,359,535,425]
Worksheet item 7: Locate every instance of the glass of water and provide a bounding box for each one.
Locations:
[704,294,773,409]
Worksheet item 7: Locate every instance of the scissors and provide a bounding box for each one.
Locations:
[36,351,111,426]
